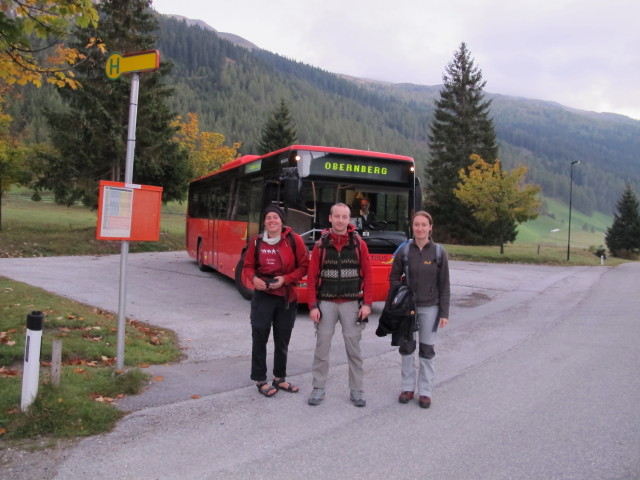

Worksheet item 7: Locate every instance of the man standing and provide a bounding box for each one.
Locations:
[307,203,373,407]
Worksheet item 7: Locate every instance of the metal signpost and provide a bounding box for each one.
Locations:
[104,50,160,369]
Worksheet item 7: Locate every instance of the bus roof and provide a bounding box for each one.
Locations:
[190,145,414,182]
[271,145,414,162]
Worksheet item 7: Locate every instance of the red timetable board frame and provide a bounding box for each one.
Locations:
[96,181,163,241]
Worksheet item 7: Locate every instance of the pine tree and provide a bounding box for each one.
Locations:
[425,42,500,244]
[605,185,640,258]
[257,99,297,155]
[37,0,191,207]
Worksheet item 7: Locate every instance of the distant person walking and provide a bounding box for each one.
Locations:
[390,211,450,408]
[243,205,309,398]
[307,203,373,407]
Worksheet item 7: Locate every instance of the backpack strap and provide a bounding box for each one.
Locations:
[253,236,262,268]
[434,242,442,268]
[402,239,412,285]
[287,231,298,268]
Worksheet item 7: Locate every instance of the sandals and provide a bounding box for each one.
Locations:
[272,378,299,393]
[257,381,277,397]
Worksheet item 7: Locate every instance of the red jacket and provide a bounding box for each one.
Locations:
[242,226,309,303]
[306,224,373,308]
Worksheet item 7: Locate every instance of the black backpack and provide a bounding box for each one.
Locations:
[376,241,417,337]
[376,283,416,336]
[375,240,442,339]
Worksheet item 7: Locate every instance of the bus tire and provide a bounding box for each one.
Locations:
[234,256,253,300]
[197,240,211,272]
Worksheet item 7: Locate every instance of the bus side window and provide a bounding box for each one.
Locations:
[234,178,250,221]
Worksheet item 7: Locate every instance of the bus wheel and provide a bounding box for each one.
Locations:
[197,241,210,272]
[234,256,253,300]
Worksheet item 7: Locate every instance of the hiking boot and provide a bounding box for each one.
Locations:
[308,387,325,406]
[419,395,431,409]
[398,391,414,404]
[350,389,366,407]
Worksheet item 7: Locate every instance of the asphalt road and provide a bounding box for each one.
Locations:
[1,252,639,479]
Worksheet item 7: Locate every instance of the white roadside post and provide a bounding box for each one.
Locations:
[21,311,45,411]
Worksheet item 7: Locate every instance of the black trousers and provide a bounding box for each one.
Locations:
[250,290,297,382]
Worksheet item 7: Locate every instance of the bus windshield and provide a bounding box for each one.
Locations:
[285,181,410,254]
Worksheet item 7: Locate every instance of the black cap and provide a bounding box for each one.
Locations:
[262,205,286,224]
[27,311,45,331]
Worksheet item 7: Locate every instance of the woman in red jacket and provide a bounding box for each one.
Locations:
[242,205,309,397]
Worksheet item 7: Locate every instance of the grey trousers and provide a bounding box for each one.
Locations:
[400,305,438,397]
[311,300,366,391]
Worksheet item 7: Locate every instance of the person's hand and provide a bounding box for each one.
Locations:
[252,277,268,291]
[270,276,285,289]
[310,307,321,323]
[439,317,449,328]
[359,304,371,321]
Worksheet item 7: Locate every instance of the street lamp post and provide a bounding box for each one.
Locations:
[567,160,581,261]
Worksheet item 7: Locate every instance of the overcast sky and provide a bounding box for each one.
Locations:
[152,0,639,120]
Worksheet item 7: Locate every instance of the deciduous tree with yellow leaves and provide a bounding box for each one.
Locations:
[454,154,541,253]
[0,91,31,229]
[0,0,103,89]
[172,113,239,178]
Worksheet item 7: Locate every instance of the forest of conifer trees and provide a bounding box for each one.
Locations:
[5,13,640,216]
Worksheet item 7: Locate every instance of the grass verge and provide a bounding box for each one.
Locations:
[0,192,185,257]
[0,276,182,440]
[444,242,626,266]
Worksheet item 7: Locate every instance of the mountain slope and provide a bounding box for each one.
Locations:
[6,13,639,224]
[156,15,640,217]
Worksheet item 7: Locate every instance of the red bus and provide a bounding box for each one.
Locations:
[186,145,422,303]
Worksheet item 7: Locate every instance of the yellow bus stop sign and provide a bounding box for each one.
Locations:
[105,50,160,80]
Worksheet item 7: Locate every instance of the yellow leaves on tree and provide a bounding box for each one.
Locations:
[1,90,31,227]
[454,154,541,250]
[172,113,240,178]
[0,0,104,89]
[455,154,541,224]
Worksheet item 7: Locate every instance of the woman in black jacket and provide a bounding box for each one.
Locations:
[388,211,450,408]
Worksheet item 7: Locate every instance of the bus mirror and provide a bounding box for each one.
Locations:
[282,176,300,204]
[414,177,423,210]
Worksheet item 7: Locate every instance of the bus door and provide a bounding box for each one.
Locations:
[217,176,261,278]
[207,183,223,270]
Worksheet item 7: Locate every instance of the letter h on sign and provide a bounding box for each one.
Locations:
[108,56,120,77]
